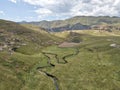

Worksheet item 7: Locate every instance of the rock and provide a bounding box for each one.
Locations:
[10,42,15,45]
[3,44,7,48]
[14,38,20,42]
[110,44,117,47]
[0,46,3,51]
[21,43,27,46]
[16,46,20,48]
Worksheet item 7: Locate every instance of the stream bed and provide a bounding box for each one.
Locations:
[36,48,79,90]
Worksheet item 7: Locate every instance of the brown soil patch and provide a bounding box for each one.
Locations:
[58,42,80,47]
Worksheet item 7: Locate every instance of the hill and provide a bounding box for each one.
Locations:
[20,16,120,32]
[0,19,61,54]
[0,19,120,90]
[0,19,62,90]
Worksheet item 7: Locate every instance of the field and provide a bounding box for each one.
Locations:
[0,29,120,90]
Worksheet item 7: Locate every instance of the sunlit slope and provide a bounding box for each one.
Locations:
[21,24,63,41]
[0,19,62,54]
[53,30,120,38]
[0,19,62,90]
[0,20,120,90]
[41,35,120,90]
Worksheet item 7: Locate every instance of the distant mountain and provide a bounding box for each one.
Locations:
[20,16,120,32]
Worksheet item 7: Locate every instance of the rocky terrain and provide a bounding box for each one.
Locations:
[20,16,120,32]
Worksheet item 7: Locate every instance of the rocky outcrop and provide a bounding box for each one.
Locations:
[0,46,3,51]
[46,23,90,32]
[20,16,120,32]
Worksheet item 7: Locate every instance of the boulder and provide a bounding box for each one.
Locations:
[0,46,3,51]
[110,44,117,47]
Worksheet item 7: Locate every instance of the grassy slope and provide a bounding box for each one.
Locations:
[21,24,62,42]
[0,20,120,90]
[0,20,62,90]
[42,35,120,90]
[0,19,62,54]
[53,30,120,39]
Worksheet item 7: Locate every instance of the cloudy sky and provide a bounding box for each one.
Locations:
[0,0,120,21]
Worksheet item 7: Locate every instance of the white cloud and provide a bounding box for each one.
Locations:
[23,0,59,6]
[35,8,52,15]
[9,0,17,3]
[0,11,5,15]
[21,0,120,20]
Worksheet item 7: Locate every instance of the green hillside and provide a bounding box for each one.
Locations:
[0,19,120,90]
[0,19,62,90]
[0,19,62,54]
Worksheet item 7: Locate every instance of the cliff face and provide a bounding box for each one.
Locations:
[48,23,91,32]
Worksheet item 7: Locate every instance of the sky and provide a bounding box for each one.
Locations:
[0,0,120,22]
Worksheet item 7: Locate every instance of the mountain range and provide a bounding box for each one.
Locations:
[20,16,120,32]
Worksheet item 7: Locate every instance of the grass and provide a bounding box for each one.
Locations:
[0,51,53,90]
[0,26,120,90]
[53,30,120,38]
[42,45,76,64]
[49,36,120,90]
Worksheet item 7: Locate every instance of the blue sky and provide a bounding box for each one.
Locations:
[0,0,120,22]
[0,0,39,21]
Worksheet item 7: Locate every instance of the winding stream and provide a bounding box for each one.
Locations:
[36,48,79,90]
[42,52,55,67]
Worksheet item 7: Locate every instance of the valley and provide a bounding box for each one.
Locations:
[0,19,120,90]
